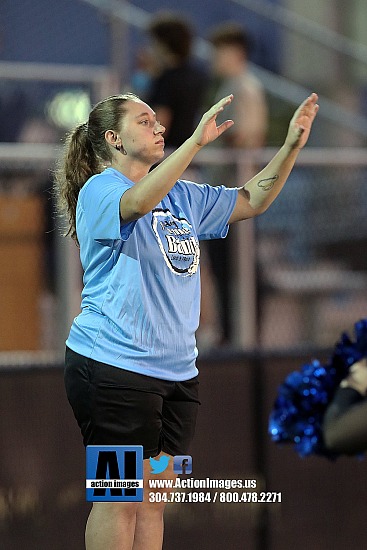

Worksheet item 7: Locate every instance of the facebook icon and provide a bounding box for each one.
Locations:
[173,455,192,475]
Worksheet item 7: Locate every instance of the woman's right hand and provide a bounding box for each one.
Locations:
[340,358,367,396]
[190,95,234,148]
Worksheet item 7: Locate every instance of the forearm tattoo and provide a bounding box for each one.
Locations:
[257,175,279,191]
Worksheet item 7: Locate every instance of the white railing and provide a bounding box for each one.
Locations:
[0,61,118,102]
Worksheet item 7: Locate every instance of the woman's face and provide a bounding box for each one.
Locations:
[119,99,165,165]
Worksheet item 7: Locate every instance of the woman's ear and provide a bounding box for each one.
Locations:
[105,130,127,155]
[105,129,121,148]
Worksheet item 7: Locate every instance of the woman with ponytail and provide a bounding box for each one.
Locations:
[55,91,318,549]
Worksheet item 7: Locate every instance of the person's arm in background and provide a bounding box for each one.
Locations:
[323,359,367,454]
[147,69,174,142]
[227,80,268,148]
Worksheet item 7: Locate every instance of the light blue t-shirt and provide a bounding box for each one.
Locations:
[66,167,238,381]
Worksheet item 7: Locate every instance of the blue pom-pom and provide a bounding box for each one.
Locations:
[268,319,367,459]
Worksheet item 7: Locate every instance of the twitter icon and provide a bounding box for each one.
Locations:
[149,455,170,474]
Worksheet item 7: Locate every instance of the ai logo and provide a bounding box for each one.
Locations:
[86,445,144,502]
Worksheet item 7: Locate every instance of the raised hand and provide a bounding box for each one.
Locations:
[285,93,319,150]
[191,95,234,147]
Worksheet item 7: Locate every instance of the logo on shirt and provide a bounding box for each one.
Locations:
[151,209,200,276]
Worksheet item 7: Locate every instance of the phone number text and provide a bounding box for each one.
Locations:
[148,491,281,503]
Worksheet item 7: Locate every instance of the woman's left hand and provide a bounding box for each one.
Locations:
[285,93,319,150]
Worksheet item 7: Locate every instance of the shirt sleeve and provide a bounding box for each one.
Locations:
[80,174,136,241]
[322,387,367,455]
[181,180,238,240]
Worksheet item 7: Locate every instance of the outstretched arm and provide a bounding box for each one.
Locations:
[229,93,319,223]
[120,95,234,222]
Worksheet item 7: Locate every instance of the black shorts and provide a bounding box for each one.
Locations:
[64,347,200,459]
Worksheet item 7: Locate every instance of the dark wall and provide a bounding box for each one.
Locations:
[1,354,366,550]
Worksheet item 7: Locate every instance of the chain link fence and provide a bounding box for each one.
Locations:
[255,153,367,349]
